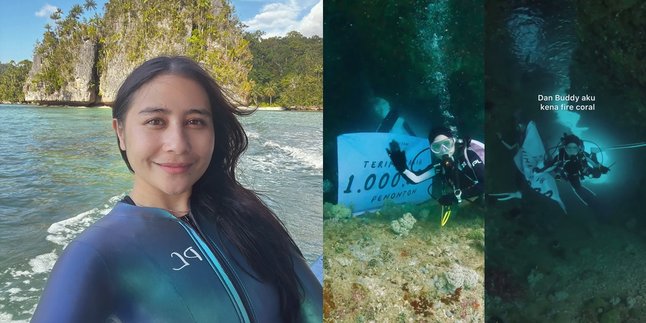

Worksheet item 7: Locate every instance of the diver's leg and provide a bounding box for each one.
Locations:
[568,175,589,206]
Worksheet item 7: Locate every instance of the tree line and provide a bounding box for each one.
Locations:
[0,61,32,102]
[245,31,323,108]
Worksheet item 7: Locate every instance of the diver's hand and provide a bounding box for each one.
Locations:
[438,194,458,206]
[590,147,601,154]
[600,165,610,174]
[386,140,407,173]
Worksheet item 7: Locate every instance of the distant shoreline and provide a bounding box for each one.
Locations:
[240,106,285,111]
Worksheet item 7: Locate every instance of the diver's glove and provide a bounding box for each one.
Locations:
[386,140,407,173]
[600,165,610,174]
[438,194,458,206]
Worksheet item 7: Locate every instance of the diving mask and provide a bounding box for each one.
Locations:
[564,143,580,156]
[431,138,455,155]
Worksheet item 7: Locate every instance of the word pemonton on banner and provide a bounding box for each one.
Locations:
[337,132,433,214]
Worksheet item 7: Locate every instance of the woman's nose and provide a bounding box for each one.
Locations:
[163,123,190,154]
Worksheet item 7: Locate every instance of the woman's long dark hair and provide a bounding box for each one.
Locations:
[113,56,302,322]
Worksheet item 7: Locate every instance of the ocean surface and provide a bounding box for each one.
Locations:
[0,104,322,321]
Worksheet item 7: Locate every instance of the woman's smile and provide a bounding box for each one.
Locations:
[155,162,194,174]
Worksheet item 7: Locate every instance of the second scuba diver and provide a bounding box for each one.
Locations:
[534,133,609,207]
[386,127,485,207]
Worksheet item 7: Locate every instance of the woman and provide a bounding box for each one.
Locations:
[535,133,609,207]
[32,56,322,322]
[387,127,485,205]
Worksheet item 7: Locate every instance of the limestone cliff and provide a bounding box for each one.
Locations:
[23,39,98,105]
[98,0,252,104]
[23,0,252,106]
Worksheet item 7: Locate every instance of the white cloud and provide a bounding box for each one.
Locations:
[35,4,58,18]
[243,0,322,38]
[296,0,322,37]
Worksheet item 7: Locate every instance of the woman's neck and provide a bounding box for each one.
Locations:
[129,188,191,216]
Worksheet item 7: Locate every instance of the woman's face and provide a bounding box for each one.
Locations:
[430,134,455,158]
[113,74,215,199]
[565,143,580,156]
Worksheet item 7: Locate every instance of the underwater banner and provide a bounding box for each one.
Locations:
[337,133,432,214]
[514,121,566,211]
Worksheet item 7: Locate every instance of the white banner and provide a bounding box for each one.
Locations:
[514,121,566,211]
[337,133,433,214]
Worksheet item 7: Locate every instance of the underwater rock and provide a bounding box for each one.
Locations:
[580,297,610,321]
[441,264,480,292]
[391,212,417,236]
[349,242,381,262]
[485,266,524,301]
[336,257,352,267]
[527,268,544,289]
[323,202,352,220]
[599,307,622,323]
[418,209,431,221]
[549,291,569,302]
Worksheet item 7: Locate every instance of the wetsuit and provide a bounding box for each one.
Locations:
[536,148,608,208]
[432,148,484,203]
[400,142,484,204]
[540,148,605,189]
[32,201,322,323]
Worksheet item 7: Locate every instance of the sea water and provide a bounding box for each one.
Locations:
[0,104,322,321]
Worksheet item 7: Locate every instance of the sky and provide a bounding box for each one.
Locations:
[0,0,322,63]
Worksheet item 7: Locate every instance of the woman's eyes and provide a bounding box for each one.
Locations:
[143,118,207,127]
[186,119,207,127]
[145,118,165,126]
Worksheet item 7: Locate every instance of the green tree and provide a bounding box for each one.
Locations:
[83,0,97,11]
[245,31,322,107]
[263,82,277,105]
[0,60,33,102]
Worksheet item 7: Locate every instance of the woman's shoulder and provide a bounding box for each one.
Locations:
[68,202,182,255]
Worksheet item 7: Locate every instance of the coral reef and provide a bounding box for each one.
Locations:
[441,264,481,292]
[323,202,352,220]
[391,213,417,236]
[324,201,484,322]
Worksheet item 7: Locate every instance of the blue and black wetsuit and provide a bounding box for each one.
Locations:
[32,199,322,322]
[396,141,484,205]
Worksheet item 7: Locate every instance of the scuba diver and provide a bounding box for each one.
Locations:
[534,133,609,207]
[387,127,485,208]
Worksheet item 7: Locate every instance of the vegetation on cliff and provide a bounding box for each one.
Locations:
[30,1,100,95]
[0,60,32,102]
[246,31,323,108]
[98,0,252,103]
